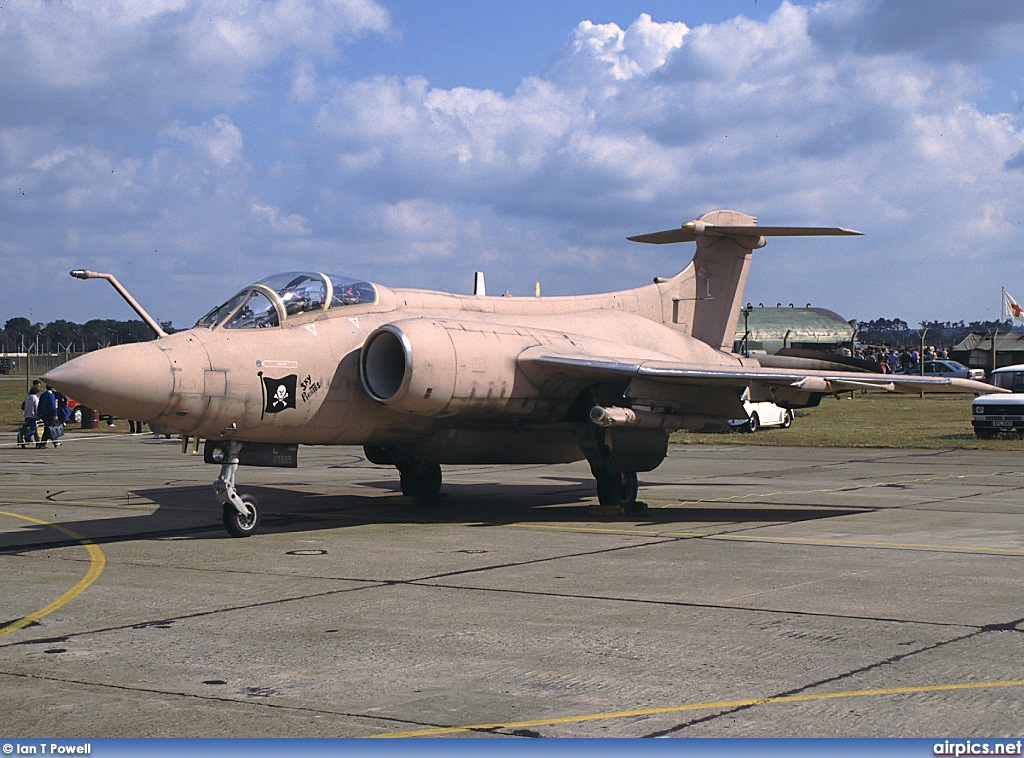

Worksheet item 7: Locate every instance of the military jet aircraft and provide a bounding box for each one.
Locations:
[44,210,999,537]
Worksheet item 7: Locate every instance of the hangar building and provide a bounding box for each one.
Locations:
[733,306,856,355]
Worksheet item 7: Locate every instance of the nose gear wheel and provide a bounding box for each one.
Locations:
[223,494,261,537]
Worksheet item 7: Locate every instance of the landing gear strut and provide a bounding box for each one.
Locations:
[214,440,261,537]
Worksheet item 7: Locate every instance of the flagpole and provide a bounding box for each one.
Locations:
[1002,287,1006,321]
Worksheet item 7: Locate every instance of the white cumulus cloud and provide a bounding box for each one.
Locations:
[2,1,1024,329]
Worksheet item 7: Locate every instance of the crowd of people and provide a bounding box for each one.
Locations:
[18,378,68,448]
[855,345,949,374]
[17,378,148,449]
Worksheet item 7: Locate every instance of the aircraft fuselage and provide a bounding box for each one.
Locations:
[52,280,741,457]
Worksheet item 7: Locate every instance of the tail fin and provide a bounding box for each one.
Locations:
[630,210,860,352]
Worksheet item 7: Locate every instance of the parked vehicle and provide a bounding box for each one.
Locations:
[896,359,984,380]
[66,397,83,423]
[728,390,794,432]
[972,364,1024,438]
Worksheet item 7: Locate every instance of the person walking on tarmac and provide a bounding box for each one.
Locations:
[19,386,40,448]
[36,383,62,448]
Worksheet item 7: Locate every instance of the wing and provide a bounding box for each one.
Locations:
[517,349,1002,425]
[522,353,997,393]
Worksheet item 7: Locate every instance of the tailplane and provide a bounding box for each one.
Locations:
[630,210,860,351]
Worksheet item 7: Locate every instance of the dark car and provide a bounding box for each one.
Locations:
[895,359,984,380]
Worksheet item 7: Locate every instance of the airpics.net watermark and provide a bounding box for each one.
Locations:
[935,741,1024,756]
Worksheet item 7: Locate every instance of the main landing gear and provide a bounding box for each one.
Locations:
[214,440,261,537]
[581,421,660,516]
[364,446,444,502]
[592,466,645,515]
[398,459,443,500]
[594,468,639,508]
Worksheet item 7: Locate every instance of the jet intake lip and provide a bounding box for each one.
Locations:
[360,325,411,402]
[43,342,174,421]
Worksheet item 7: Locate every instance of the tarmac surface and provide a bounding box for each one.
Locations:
[1,431,1023,738]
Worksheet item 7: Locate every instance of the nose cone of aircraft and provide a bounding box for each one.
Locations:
[43,342,174,421]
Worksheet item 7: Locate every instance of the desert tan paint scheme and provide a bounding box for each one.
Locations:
[45,210,1002,536]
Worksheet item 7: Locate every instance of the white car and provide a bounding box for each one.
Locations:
[728,391,794,433]
[972,364,1024,438]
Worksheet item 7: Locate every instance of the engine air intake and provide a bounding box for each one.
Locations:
[360,326,409,402]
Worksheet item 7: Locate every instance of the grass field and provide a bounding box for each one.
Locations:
[4,377,1022,450]
[673,391,1024,450]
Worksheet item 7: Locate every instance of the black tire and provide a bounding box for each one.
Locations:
[399,462,442,500]
[781,409,793,429]
[747,413,760,433]
[222,494,260,537]
[595,469,639,508]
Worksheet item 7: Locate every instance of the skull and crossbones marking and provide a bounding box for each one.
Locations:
[272,384,290,408]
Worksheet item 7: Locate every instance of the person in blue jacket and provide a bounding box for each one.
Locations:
[36,384,62,448]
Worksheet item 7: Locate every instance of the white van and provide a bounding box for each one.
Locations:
[971,364,1024,438]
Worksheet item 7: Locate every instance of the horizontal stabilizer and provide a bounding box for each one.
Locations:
[629,220,861,245]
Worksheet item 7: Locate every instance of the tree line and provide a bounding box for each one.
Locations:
[856,318,1020,349]
[2,317,176,354]
[2,314,1019,356]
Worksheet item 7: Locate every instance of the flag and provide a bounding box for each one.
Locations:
[262,374,297,415]
[1005,290,1024,320]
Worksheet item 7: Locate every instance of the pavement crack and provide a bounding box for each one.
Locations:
[642,616,1024,737]
[0,669,453,732]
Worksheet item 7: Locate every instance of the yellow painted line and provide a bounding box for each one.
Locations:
[0,511,106,639]
[379,679,1024,737]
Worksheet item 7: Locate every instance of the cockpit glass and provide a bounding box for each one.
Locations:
[281,274,327,316]
[329,275,377,307]
[195,271,378,329]
[224,290,279,329]
[196,291,247,328]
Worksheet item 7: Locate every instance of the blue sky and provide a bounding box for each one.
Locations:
[2,0,1024,331]
[345,2,781,94]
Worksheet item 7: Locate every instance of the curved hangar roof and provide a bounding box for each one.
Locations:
[735,306,855,353]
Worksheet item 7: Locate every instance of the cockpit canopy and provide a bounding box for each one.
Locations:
[196,272,378,329]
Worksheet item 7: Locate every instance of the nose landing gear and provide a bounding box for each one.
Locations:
[214,440,262,537]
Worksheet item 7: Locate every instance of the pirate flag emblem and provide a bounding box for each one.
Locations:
[261,374,297,416]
